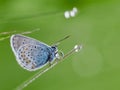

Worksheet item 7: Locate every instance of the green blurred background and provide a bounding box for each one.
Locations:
[0,0,120,90]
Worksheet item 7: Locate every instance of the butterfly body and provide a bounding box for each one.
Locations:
[10,34,57,71]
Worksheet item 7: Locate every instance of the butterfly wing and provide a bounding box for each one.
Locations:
[10,34,54,71]
[16,44,51,71]
[10,34,49,55]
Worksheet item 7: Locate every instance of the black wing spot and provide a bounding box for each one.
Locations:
[26,60,30,64]
[21,61,24,63]
[37,54,39,56]
[34,46,37,48]
[33,58,35,60]
[23,58,26,60]
[35,61,37,64]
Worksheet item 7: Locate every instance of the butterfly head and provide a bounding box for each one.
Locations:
[51,45,58,53]
[51,45,64,60]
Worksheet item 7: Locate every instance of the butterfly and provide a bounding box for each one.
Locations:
[10,34,82,90]
[10,34,65,71]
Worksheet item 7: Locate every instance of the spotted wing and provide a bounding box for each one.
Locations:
[16,44,51,71]
[10,34,49,55]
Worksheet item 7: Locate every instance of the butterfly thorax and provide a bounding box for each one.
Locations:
[48,46,58,62]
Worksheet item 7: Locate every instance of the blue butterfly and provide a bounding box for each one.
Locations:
[10,34,82,90]
[10,34,63,71]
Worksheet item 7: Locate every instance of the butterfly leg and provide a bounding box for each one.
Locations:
[48,61,52,67]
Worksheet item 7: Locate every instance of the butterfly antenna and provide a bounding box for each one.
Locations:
[52,35,70,46]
